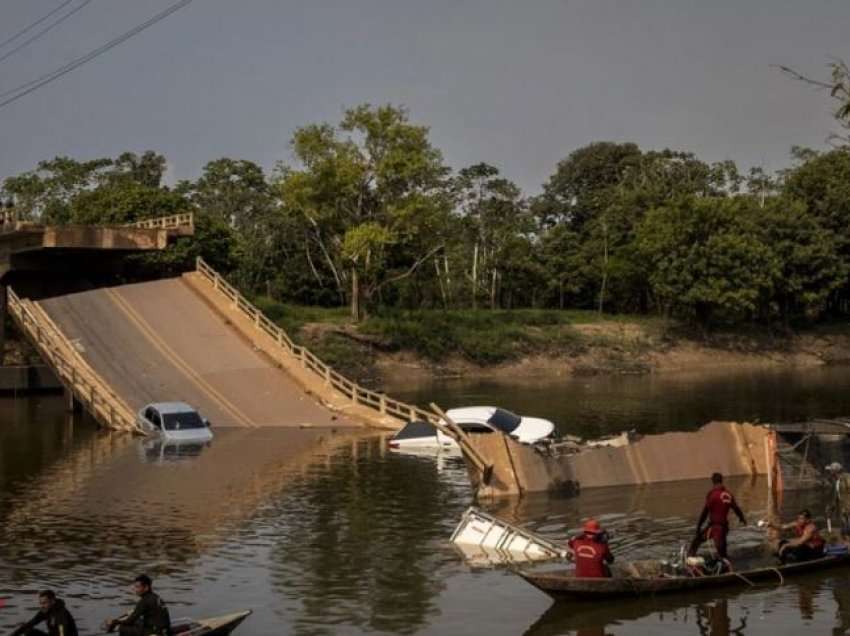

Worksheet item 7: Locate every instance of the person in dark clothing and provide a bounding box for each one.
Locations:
[104,575,171,636]
[567,519,614,578]
[11,590,78,636]
[689,472,747,560]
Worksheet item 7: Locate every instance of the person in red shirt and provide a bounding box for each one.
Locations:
[689,472,747,560]
[568,519,614,578]
[773,509,825,563]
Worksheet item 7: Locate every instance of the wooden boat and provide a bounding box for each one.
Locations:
[171,611,252,635]
[99,611,252,635]
[519,554,850,601]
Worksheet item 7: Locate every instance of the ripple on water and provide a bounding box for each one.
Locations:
[2,397,850,635]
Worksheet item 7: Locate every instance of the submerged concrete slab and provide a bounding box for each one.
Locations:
[464,421,771,498]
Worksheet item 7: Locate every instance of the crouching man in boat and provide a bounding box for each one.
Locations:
[104,575,171,636]
[567,519,614,578]
[11,590,78,636]
[689,472,746,563]
[773,509,825,564]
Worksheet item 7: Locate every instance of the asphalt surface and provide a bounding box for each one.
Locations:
[39,278,357,427]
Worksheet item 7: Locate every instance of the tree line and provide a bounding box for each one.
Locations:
[3,65,850,328]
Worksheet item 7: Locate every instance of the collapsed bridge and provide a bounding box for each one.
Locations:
[8,236,429,431]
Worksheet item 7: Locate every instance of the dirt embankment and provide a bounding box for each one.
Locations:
[304,320,850,384]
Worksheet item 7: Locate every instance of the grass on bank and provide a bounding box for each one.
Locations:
[252,297,661,367]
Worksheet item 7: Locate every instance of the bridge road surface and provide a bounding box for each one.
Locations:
[39,278,359,428]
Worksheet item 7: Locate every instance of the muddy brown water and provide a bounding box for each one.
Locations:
[2,366,850,635]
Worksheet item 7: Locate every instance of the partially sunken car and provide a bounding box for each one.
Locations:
[388,406,555,452]
[137,401,214,442]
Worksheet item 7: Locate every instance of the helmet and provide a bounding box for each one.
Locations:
[583,518,601,534]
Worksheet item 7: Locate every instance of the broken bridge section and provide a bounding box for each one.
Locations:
[10,249,431,431]
[38,277,362,428]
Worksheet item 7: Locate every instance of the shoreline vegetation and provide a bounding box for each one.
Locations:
[253,298,850,385]
[3,63,850,387]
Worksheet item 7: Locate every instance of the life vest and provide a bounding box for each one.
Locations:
[794,521,825,550]
[705,485,736,527]
[568,534,613,578]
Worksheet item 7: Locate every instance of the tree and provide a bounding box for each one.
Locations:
[779,60,850,143]
[278,104,452,319]
[637,196,779,325]
[452,163,530,308]
[182,158,280,293]
[535,142,642,231]
[759,197,846,323]
[1,156,111,222]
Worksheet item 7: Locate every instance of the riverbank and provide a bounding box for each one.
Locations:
[252,299,850,386]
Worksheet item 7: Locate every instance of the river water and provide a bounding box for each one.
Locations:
[1,366,850,635]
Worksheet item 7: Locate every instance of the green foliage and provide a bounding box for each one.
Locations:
[638,197,779,324]
[361,309,581,364]
[3,97,850,334]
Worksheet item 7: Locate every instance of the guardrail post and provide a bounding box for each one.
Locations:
[379,395,387,414]
[351,386,358,404]
[299,348,306,368]
[324,367,331,385]
[255,311,261,328]
[409,406,416,421]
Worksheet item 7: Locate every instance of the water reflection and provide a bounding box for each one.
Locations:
[265,441,470,635]
[385,365,850,438]
[4,390,850,635]
[138,437,211,463]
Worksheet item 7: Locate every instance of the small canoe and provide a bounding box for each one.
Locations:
[122,610,253,636]
[519,555,850,601]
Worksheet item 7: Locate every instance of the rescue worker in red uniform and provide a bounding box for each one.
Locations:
[689,472,746,560]
[567,519,614,578]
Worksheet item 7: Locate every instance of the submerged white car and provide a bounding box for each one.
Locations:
[137,401,214,442]
[388,406,555,452]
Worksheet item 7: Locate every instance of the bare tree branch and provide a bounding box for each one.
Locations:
[773,64,834,90]
[372,243,445,294]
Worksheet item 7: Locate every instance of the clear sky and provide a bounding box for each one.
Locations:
[0,0,847,193]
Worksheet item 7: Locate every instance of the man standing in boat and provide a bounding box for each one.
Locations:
[567,519,614,578]
[689,472,747,561]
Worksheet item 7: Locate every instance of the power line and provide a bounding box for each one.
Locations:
[0,0,95,66]
[0,0,192,110]
[0,0,76,51]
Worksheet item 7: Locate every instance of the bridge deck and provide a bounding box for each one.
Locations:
[39,278,358,428]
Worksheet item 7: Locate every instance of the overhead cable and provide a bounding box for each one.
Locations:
[0,0,96,66]
[0,0,76,50]
[0,0,192,110]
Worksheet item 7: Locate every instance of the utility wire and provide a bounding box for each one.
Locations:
[0,0,192,109]
[0,0,76,51]
[0,0,95,66]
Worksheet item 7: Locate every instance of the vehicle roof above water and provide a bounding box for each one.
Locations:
[445,406,500,421]
[144,401,198,415]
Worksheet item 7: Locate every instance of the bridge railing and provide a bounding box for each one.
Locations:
[131,213,194,230]
[7,288,140,433]
[195,257,438,425]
